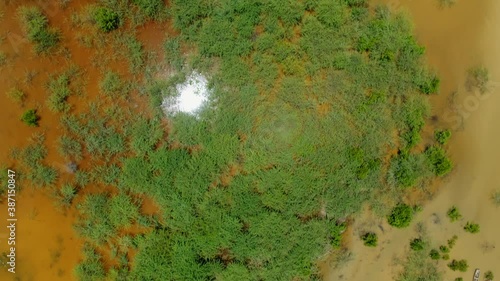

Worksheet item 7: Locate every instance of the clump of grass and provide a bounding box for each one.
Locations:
[454,278,463,281]
[435,129,451,145]
[17,6,60,54]
[448,259,468,272]
[6,88,26,105]
[439,245,450,254]
[463,221,480,234]
[388,203,414,228]
[429,249,441,260]
[485,271,494,280]
[466,66,489,94]
[491,190,500,207]
[425,146,453,176]
[21,109,40,127]
[56,183,77,207]
[94,7,120,32]
[397,234,441,281]
[447,206,462,222]
[46,68,78,112]
[447,235,458,249]
[74,243,106,281]
[361,232,378,247]
[410,238,425,251]
[58,135,83,161]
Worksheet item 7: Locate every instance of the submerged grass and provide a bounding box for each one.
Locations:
[17,6,60,54]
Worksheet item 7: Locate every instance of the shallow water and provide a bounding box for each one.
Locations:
[322,0,500,280]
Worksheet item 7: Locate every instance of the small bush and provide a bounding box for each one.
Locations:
[99,71,124,97]
[6,88,26,105]
[418,75,440,94]
[425,146,453,176]
[388,203,414,228]
[485,271,494,280]
[410,238,425,251]
[47,72,72,113]
[17,6,60,53]
[454,278,463,281]
[429,249,440,260]
[361,232,378,247]
[466,66,489,94]
[133,0,164,19]
[435,129,451,145]
[94,7,120,32]
[439,245,450,254]
[447,235,458,249]
[58,135,83,161]
[442,253,450,260]
[21,109,40,126]
[58,183,76,207]
[447,259,468,272]
[447,206,462,222]
[330,222,347,248]
[463,222,480,234]
[491,190,500,207]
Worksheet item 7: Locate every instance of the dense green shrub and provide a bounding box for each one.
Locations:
[447,206,462,222]
[418,75,440,94]
[388,203,414,228]
[410,238,425,251]
[6,88,26,105]
[21,109,40,126]
[435,129,451,145]
[429,249,440,260]
[361,232,378,247]
[448,259,468,272]
[47,72,72,113]
[463,222,480,234]
[57,183,77,207]
[439,245,450,254]
[74,244,106,281]
[94,7,120,32]
[454,278,463,281]
[17,6,60,53]
[485,271,494,280]
[330,222,347,248]
[425,146,453,176]
[389,152,427,188]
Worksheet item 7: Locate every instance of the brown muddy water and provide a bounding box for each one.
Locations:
[0,1,166,280]
[322,0,500,280]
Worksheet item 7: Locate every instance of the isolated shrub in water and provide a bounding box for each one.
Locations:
[463,222,480,234]
[429,249,440,260]
[439,245,450,254]
[21,109,40,126]
[425,146,453,176]
[435,129,451,145]
[485,271,494,280]
[361,232,378,247]
[388,203,413,228]
[447,206,462,222]
[447,235,458,249]
[94,7,120,32]
[410,238,425,251]
[448,259,468,272]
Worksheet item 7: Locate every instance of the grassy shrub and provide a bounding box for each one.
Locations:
[447,235,458,249]
[417,75,440,94]
[46,71,73,113]
[6,88,26,105]
[491,190,500,207]
[435,129,451,145]
[485,271,494,280]
[466,66,489,94]
[397,236,441,281]
[447,259,468,272]
[388,203,414,228]
[76,194,115,244]
[21,109,40,126]
[410,238,424,251]
[439,245,450,254]
[17,6,60,53]
[58,135,83,161]
[132,0,164,19]
[99,71,125,97]
[429,249,440,260]
[447,206,462,222]
[388,152,427,188]
[425,146,453,176]
[361,232,378,247]
[454,278,463,281]
[57,183,77,207]
[330,222,347,248]
[442,254,450,260]
[94,7,120,32]
[74,244,106,281]
[463,222,480,234]
[108,194,140,228]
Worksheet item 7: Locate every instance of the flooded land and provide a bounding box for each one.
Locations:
[0,0,498,280]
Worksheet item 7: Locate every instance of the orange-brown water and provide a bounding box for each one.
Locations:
[322,0,500,280]
[0,1,166,280]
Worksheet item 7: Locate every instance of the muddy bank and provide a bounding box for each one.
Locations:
[322,0,500,280]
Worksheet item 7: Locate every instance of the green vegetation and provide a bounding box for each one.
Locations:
[132,0,164,19]
[491,190,500,207]
[17,6,60,54]
[410,238,424,251]
[56,183,77,207]
[464,222,480,234]
[361,232,378,247]
[21,109,40,127]
[429,249,441,260]
[447,235,458,249]
[330,222,347,248]
[99,71,126,97]
[466,66,490,94]
[439,245,450,254]
[46,68,79,113]
[58,135,83,161]
[6,88,26,105]
[435,129,451,145]
[485,271,494,280]
[388,203,414,228]
[454,278,463,281]
[425,146,453,176]
[448,259,469,272]
[94,7,120,32]
[397,235,441,281]
[74,244,106,281]
[447,206,462,222]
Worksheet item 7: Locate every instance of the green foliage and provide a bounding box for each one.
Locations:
[397,236,441,281]
[108,193,140,228]
[438,0,457,7]
[439,245,450,254]
[46,70,77,113]
[417,75,440,94]
[132,0,164,19]
[361,232,378,247]
[447,235,458,249]
[21,109,40,126]
[58,135,83,161]
[410,238,424,251]
[57,183,77,207]
[330,222,347,248]
[454,278,463,281]
[441,254,450,260]
[99,71,125,97]
[389,152,427,188]
[425,146,453,176]
[447,206,462,222]
[17,6,60,53]
[435,129,451,145]
[94,7,120,32]
[388,203,414,228]
[6,88,26,105]
[485,271,494,280]
[74,244,106,281]
[463,222,480,234]
[447,259,468,272]
[429,249,440,260]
